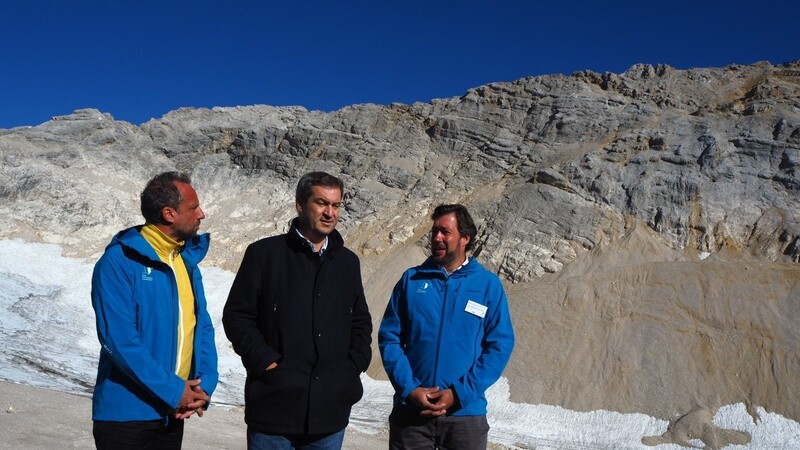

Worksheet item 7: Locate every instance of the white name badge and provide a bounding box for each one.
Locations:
[465,300,487,318]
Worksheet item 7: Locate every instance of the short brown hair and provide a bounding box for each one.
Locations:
[140,172,191,224]
[431,204,477,251]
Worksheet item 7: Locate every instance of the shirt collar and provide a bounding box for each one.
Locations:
[295,228,328,256]
[440,256,469,276]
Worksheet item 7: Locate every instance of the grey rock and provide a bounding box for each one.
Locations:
[3,61,800,271]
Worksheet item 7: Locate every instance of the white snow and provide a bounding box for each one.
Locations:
[713,404,800,449]
[1,238,798,448]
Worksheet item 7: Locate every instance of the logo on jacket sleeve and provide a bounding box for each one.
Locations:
[141,267,153,281]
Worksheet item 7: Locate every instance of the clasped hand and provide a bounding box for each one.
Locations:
[408,386,454,417]
[175,378,209,419]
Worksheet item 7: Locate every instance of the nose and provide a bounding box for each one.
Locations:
[433,231,444,241]
[197,208,206,220]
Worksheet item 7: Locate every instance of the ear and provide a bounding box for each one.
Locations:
[295,197,303,214]
[161,206,176,225]
[461,234,471,248]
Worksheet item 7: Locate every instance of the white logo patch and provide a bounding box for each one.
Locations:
[141,267,154,281]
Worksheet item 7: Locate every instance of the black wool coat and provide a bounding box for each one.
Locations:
[222,221,372,435]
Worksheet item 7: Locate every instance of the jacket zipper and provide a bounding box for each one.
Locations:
[431,276,448,384]
[169,249,183,376]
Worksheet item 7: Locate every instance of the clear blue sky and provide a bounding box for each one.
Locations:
[2,1,798,129]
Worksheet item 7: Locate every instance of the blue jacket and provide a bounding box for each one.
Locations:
[91,226,219,421]
[379,257,514,416]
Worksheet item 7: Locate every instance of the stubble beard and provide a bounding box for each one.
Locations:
[173,224,199,242]
[432,246,455,267]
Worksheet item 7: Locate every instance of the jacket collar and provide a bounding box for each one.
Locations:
[140,223,184,261]
[417,256,481,278]
[110,225,210,267]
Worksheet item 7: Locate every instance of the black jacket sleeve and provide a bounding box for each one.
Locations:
[348,258,372,372]
[222,243,282,374]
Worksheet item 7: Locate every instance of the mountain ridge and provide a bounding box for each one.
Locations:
[2,60,800,448]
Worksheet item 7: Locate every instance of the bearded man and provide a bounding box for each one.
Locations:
[378,204,515,450]
[91,172,217,449]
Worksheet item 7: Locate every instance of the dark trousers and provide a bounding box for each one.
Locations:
[389,407,489,450]
[93,418,184,450]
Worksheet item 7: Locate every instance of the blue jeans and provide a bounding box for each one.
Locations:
[247,428,346,450]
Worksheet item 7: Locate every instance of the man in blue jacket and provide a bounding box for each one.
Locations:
[91,172,218,449]
[379,204,514,450]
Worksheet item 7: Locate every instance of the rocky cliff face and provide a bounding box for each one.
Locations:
[3,61,799,277]
[2,60,799,447]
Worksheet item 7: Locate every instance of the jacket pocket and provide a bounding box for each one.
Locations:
[456,300,485,337]
[250,364,305,406]
[331,362,363,406]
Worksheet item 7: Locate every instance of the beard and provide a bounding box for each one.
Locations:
[431,244,457,267]
[172,223,199,242]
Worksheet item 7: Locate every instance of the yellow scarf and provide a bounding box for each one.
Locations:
[140,224,196,380]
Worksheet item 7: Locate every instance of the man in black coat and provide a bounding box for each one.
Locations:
[223,171,372,449]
